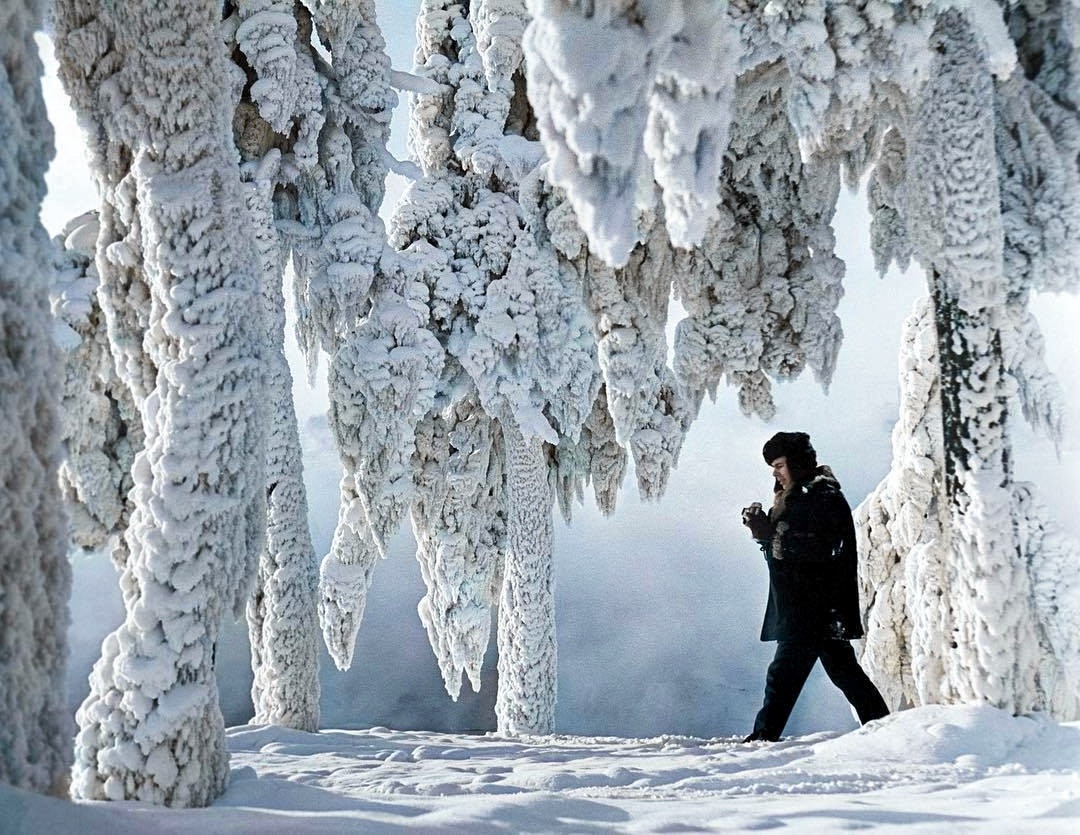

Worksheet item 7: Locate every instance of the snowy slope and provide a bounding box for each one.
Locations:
[3,705,1078,832]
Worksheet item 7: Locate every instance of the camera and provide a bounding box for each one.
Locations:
[741,501,764,524]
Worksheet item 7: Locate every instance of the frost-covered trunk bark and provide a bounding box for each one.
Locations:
[0,0,73,797]
[58,0,266,807]
[858,298,1080,717]
[245,171,320,731]
[928,266,1039,712]
[496,421,557,735]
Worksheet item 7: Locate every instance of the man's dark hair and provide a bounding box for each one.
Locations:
[762,431,817,473]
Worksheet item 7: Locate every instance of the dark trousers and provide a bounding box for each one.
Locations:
[752,640,889,740]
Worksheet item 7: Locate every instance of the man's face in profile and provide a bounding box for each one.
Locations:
[769,456,793,490]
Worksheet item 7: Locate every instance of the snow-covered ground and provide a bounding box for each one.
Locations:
[3,704,1077,832]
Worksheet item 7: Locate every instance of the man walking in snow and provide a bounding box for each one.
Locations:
[741,431,889,742]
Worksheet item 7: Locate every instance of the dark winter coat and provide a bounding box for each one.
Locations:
[757,468,864,642]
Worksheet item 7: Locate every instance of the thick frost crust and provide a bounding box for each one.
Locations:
[53,212,137,561]
[0,0,73,797]
[412,399,505,700]
[227,0,398,705]
[496,422,557,735]
[672,62,845,420]
[56,0,266,806]
[857,7,1080,720]
[523,0,735,267]
[243,170,320,731]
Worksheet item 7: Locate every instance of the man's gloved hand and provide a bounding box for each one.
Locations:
[741,503,771,539]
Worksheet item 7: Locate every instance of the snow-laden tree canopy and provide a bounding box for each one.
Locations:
[224,0,413,736]
[523,0,737,267]
[0,0,73,798]
[670,59,845,420]
[239,0,449,681]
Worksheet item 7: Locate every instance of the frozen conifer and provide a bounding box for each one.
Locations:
[856,6,1080,719]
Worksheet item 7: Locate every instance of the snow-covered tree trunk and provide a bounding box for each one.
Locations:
[927,276,1041,713]
[0,0,74,797]
[1016,485,1080,718]
[244,165,320,731]
[57,0,266,806]
[857,295,1080,718]
[496,420,557,736]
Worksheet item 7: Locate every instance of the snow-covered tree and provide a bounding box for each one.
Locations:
[276,2,725,736]
[49,0,327,741]
[241,158,320,731]
[243,0,443,675]
[0,0,73,797]
[856,5,1080,720]
[224,0,341,733]
[55,0,267,805]
[910,14,1040,713]
[52,212,137,561]
[386,0,605,734]
[382,1,860,731]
